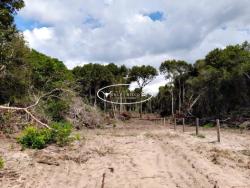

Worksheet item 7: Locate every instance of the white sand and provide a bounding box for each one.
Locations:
[1,120,250,188]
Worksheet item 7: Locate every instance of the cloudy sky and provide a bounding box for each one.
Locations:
[15,0,250,94]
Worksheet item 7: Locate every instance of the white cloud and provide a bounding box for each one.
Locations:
[23,27,54,46]
[17,0,250,94]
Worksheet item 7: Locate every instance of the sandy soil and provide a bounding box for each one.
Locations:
[0,119,250,188]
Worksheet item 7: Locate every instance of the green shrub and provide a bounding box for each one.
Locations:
[45,99,69,122]
[0,156,4,169]
[18,126,47,149]
[18,122,72,149]
[51,122,72,146]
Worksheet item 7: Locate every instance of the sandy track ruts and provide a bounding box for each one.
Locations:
[1,124,250,188]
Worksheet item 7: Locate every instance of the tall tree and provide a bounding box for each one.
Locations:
[129,65,157,118]
[186,42,250,117]
[72,63,114,106]
[0,0,30,105]
[160,60,191,115]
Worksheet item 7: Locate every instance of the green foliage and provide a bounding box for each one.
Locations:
[18,126,46,149]
[129,65,158,88]
[203,123,215,128]
[0,0,25,29]
[158,42,250,118]
[189,43,250,116]
[0,0,30,105]
[74,133,81,141]
[28,50,73,91]
[18,122,72,149]
[72,63,121,105]
[0,32,31,105]
[0,156,4,169]
[45,99,69,122]
[160,60,191,80]
[51,122,72,146]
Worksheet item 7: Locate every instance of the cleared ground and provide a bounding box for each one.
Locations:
[0,119,250,188]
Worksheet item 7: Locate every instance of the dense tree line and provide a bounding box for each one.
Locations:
[155,42,250,119]
[1,0,249,123]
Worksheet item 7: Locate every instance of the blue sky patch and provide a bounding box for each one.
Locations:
[15,15,49,31]
[144,11,164,21]
[83,16,103,29]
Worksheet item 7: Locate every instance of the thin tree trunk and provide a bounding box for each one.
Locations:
[178,79,181,113]
[120,93,122,113]
[94,87,97,107]
[104,97,106,112]
[182,83,185,105]
[140,88,143,118]
[89,88,93,105]
[171,89,174,117]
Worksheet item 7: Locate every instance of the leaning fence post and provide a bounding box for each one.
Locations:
[196,118,199,135]
[182,118,185,132]
[174,118,176,130]
[216,119,220,143]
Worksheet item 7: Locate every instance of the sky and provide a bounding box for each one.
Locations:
[15,0,250,94]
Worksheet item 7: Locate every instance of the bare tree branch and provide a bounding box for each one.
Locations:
[244,72,250,80]
[0,65,5,72]
[0,104,51,129]
[0,88,72,129]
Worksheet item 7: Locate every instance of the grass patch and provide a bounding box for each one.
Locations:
[0,156,4,169]
[191,133,206,138]
[203,123,214,128]
[74,133,81,141]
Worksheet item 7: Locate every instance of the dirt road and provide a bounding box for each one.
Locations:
[1,120,250,188]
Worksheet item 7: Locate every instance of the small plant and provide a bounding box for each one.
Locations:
[191,133,206,138]
[74,133,81,141]
[197,134,205,138]
[0,156,4,169]
[203,123,214,128]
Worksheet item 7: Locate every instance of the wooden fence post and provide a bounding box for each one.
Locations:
[196,118,199,135]
[182,118,185,132]
[163,118,166,126]
[174,118,176,130]
[216,119,220,143]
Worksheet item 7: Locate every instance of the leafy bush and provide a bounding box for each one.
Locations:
[18,122,72,149]
[45,99,69,122]
[51,122,72,146]
[18,126,47,149]
[0,156,4,169]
